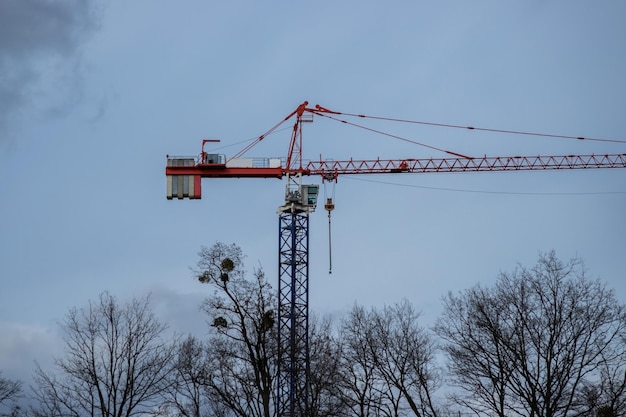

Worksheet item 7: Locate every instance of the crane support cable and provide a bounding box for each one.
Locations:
[231,106,302,159]
[206,126,295,153]
[313,111,473,159]
[326,110,626,145]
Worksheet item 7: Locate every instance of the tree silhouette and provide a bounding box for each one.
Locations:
[436,251,626,417]
[31,292,173,417]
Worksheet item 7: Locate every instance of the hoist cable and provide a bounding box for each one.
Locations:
[327,212,332,275]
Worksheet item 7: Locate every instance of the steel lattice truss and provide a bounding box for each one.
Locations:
[165,153,626,180]
[277,210,310,417]
[303,153,626,176]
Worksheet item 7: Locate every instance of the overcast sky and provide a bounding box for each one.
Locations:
[1,0,625,397]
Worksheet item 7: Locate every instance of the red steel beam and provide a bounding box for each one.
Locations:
[304,153,626,176]
[165,154,626,179]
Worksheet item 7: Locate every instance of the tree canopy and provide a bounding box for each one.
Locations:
[19,247,626,417]
[436,251,626,417]
[31,292,174,417]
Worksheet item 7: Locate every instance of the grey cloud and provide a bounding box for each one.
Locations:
[0,0,103,143]
[147,287,209,338]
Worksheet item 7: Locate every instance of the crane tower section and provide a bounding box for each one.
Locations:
[275,173,318,417]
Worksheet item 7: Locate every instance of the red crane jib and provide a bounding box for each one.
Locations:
[165,153,626,179]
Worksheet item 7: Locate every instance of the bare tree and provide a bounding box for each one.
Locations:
[31,292,174,417]
[337,304,394,417]
[574,333,626,417]
[0,371,22,417]
[595,348,626,417]
[0,372,21,406]
[195,242,276,417]
[435,285,514,417]
[436,251,626,417]
[338,301,441,417]
[161,335,212,417]
[371,300,441,417]
[195,242,342,417]
[306,313,345,417]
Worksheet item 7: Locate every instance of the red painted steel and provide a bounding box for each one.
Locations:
[165,153,626,179]
[303,153,626,175]
[167,102,626,180]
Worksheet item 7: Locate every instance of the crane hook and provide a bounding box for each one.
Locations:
[324,197,335,274]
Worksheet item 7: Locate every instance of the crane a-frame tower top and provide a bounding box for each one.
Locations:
[165,101,626,417]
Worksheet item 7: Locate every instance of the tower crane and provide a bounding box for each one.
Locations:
[165,101,626,417]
